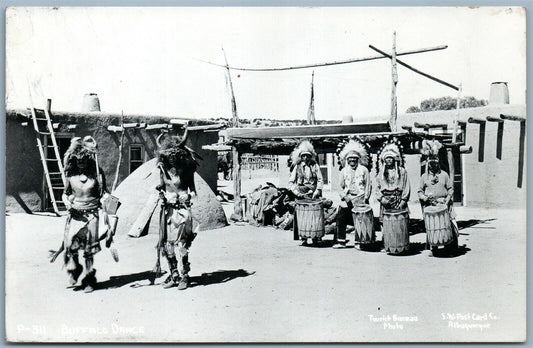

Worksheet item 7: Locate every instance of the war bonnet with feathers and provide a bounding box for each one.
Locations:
[288,140,317,169]
[376,139,405,173]
[337,138,370,169]
[420,139,443,160]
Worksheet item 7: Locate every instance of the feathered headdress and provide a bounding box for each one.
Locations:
[376,139,405,173]
[420,139,444,174]
[337,138,370,169]
[63,136,98,167]
[420,139,443,160]
[288,140,317,169]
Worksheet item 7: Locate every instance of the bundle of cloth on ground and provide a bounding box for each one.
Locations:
[245,183,337,231]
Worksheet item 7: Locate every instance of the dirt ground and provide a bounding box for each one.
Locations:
[4,171,527,342]
[5,202,526,343]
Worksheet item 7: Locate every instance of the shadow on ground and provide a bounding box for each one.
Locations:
[457,218,496,230]
[406,218,496,236]
[382,241,426,256]
[430,244,470,258]
[189,269,255,288]
[81,269,255,291]
[80,270,158,291]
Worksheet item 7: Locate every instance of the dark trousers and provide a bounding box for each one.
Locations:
[336,201,354,242]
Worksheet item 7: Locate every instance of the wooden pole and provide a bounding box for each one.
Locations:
[487,116,505,159]
[307,70,315,125]
[452,84,462,143]
[517,121,525,188]
[223,48,243,221]
[390,32,398,132]
[468,118,486,163]
[230,147,243,221]
[200,44,449,71]
[446,148,455,203]
[498,115,526,188]
[112,111,125,192]
[369,45,459,91]
[223,47,239,128]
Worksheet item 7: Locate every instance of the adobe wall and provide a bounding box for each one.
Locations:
[397,104,526,208]
[5,110,219,213]
[6,112,45,212]
[296,104,526,209]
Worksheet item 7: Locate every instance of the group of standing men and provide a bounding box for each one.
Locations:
[288,138,458,249]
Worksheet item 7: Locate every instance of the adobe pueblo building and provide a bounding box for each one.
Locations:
[6,96,228,231]
[211,82,525,221]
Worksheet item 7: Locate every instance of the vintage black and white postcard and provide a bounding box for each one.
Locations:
[5,6,527,342]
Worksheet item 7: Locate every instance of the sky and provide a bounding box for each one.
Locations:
[5,6,526,121]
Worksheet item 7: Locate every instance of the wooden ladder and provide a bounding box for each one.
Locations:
[29,101,67,215]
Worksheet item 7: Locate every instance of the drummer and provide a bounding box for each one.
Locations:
[418,140,459,242]
[334,139,372,249]
[288,140,324,199]
[375,141,410,218]
[287,140,325,245]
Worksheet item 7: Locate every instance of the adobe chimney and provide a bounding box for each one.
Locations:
[82,93,101,112]
[489,82,509,105]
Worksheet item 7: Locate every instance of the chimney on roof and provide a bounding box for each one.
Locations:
[489,82,509,105]
[342,115,353,124]
[82,93,101,112]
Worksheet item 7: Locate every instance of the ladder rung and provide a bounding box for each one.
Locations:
[35,118,48,121]
[52,186,65,190]
[38,131,51,135]
[46,158,59,161]
[49,172,63,175]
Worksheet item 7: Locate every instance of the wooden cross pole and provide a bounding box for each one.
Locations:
[390,32,398,132]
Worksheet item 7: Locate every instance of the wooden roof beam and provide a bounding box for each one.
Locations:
[188,124,225,131]
[227,122,391,139]
[414,122,448,129]
[486,116,504,123]
[170,119,190,126]
[123,122,141,129]
[107,125,124,132]
[467,117,486,124]
[500,114,526,122]
[145,123,172,130]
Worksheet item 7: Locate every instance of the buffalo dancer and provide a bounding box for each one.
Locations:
[61,136,111,293]
[156,130,200,290]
